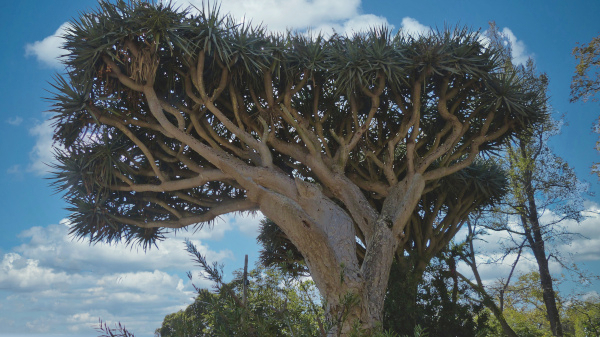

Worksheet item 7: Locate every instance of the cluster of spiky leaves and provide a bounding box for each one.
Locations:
[50,0,545,249]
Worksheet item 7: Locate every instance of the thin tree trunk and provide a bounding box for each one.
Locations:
[463,219,519,337]
[519,140,564,337]
[522,208,564,336]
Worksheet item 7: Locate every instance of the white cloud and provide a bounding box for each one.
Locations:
[185,212,264,240]
[582,290,600,301]
[0,212,262,335]
[13,220,234,275]
[400,17,432,37]
[313,14,392,37]
[6,116,23,126]
[0,253,71,291]
[208,0,394,37]
[501,27,533,66]
[187,0,362,32]
[554,204,600,262]
[25,23,70,69]
[28,119,60,176]
[231,212,263,237]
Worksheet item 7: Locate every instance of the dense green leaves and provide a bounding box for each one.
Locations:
[156,240,324,337]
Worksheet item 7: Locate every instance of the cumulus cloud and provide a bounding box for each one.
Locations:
[501,27,533,66]
[25,23,70,69]
[28,119,60,176]
[400,17,431,37]
[186,0,362,32]
[0,213,262,335]
[554,202,600,262]
[313,14,392,37]
[205,0,394,36]
[13,219,235,275]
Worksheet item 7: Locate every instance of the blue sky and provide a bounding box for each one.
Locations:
[0,0,599,336]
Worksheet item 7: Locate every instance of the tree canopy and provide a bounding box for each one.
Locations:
[571,35,600,103]
[50,1,545,333]
[571,34,600,178]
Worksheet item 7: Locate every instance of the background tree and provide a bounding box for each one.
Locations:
[497,64,585,337]
[489,272,561,337]
[571,34,600,177]
[462,269,600,337]
[564,294,600,336]
[458,215,520,337]
[51,1,544,333]
[571,35,600,104]
[156,241,324,337]
[456,24,588,337]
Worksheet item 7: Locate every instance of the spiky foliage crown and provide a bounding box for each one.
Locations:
[49,0,545,249]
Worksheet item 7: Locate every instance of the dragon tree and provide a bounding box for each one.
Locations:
[50,1,545,334]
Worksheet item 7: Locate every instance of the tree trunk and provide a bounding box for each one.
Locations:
[520,139,564,337]
[523,208,563,337]
[256,174,424,336]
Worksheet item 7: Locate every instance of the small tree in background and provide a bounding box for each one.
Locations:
[571,34,600,177]
[571,35,600,104]
[155,241,324,337]
[51,1,545,333]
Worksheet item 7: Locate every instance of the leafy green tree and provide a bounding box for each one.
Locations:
[51,1,544,333]
[499,65,584,337]
[571,35,600,103]
[571,34,600,177]
[478,271,600,337]
[564,294,600,337]
[457,24,587,337]
[155,255,324,337]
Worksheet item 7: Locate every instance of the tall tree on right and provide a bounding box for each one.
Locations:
[462,109,585,337]
[502,112,584,337]
[461,24,587,337]
[571,35,600,177]
[571,35,600,104]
